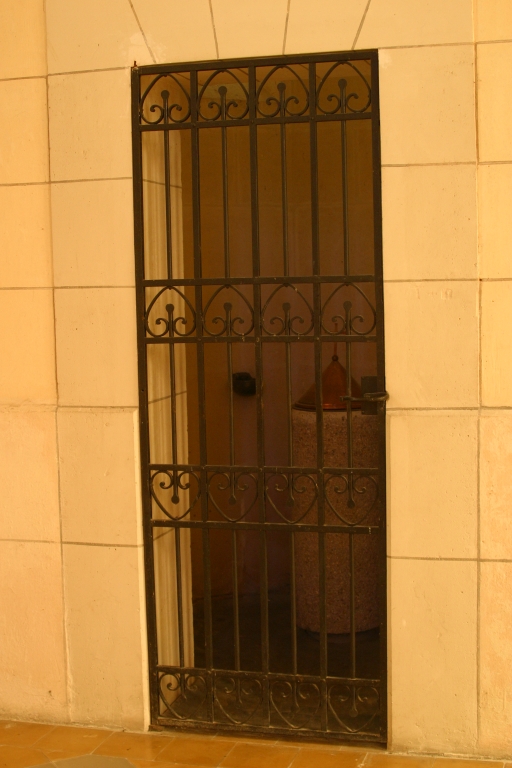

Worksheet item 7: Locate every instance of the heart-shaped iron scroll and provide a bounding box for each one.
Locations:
[256,66,309,118]
[321,283,376,337]
[324,473,378,526]
[203,284,254,337]
[265,473,318,524]
[270,679,321,730]
[214,675,262,725]
[159,672,207,721]
[198,69,249,122]
[150,470,200,521]
[145,286,196,338]
[261,284,314,337]
[207,471,258,522]
[140,74,192,125]
[316,61,371,116]
[328,683,380,735]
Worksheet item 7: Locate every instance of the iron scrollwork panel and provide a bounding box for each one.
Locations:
[265,471,319,524]
[269,678,322,730]
[159,670,208,721]
[324,472,379,527]
[140,74,192,125]
[320,283,377,337]
[158,669,381,737]
[316,61,372,116]
[145,286,197,339]
[202,285,255,338]
[327,681,380,735]
[150,468,201,521]
[256,65,309,118]
[207,470,258,522]
[261,283,315,338]
[138,59,372,127]
[198,69,249,122]
[214,673,265,726]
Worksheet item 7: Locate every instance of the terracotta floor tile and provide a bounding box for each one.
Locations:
[280,737,370,750]
[365,756,435,768]
[290,747,368,768]
[131,761,205,768]
[0,744,49,768]
[35,725,112,754]
[214,734,277,745]
[94,733,174,760]
[220,742,299,768]
[157,736,237,766]
[43,748,93,761]
[275,739,339,748]
[130,760,177,768]
[0,722,55,747]
[435,762,504,768]
[128,761,156,768]
[51,758,140,767]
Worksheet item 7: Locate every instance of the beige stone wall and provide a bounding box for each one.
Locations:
[1,0,511,756]
[381,34,479,761]
[0,0,66,724]
[0,0,149,730]
[474,1,512,757]
[46,0,150,728]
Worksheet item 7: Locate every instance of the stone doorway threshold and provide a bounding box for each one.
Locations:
[0,720,507,768]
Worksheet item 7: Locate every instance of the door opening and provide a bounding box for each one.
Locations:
[132,51,386,742]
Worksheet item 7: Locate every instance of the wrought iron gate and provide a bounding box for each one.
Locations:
[132,51,386,742]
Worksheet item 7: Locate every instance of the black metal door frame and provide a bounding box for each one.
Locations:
[132,50,386,742]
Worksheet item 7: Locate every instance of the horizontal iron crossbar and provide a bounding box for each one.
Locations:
[152,521,380,534]
[148,465,379,473]
[157,666,380,685]
[145,336,378,344]
[137,49,377,75]
[143,275,377,285]
[139,112,373,131]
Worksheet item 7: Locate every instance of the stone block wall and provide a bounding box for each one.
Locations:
[0,0,511,756]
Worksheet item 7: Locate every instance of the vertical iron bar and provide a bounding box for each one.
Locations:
[175,528,185,669]
[284,296,295,688]
[280,95,289,277]
[280,86,294,686]
[340,80,350,276]
[344,303,356,679]
[309,60,328,730]
[168,316,178,465]
[221,89,237,688]
[191,70,214,720]
[227,333,235,466]
[220,86,231,278]
[281,78,293,686]
[370,50,387,741]
[232,529,241,671]
[349,531,356,679]
[250,65,269,720]
[162,90,173,280]
[290,531,297,676]
[132,65,160,724]
[259,529,270,726]
[285,313,293,467]
[249,65,264,480]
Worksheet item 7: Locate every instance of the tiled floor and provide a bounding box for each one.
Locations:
[0,721,509,768]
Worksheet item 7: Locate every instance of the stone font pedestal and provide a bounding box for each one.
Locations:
[292,408,380,635]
